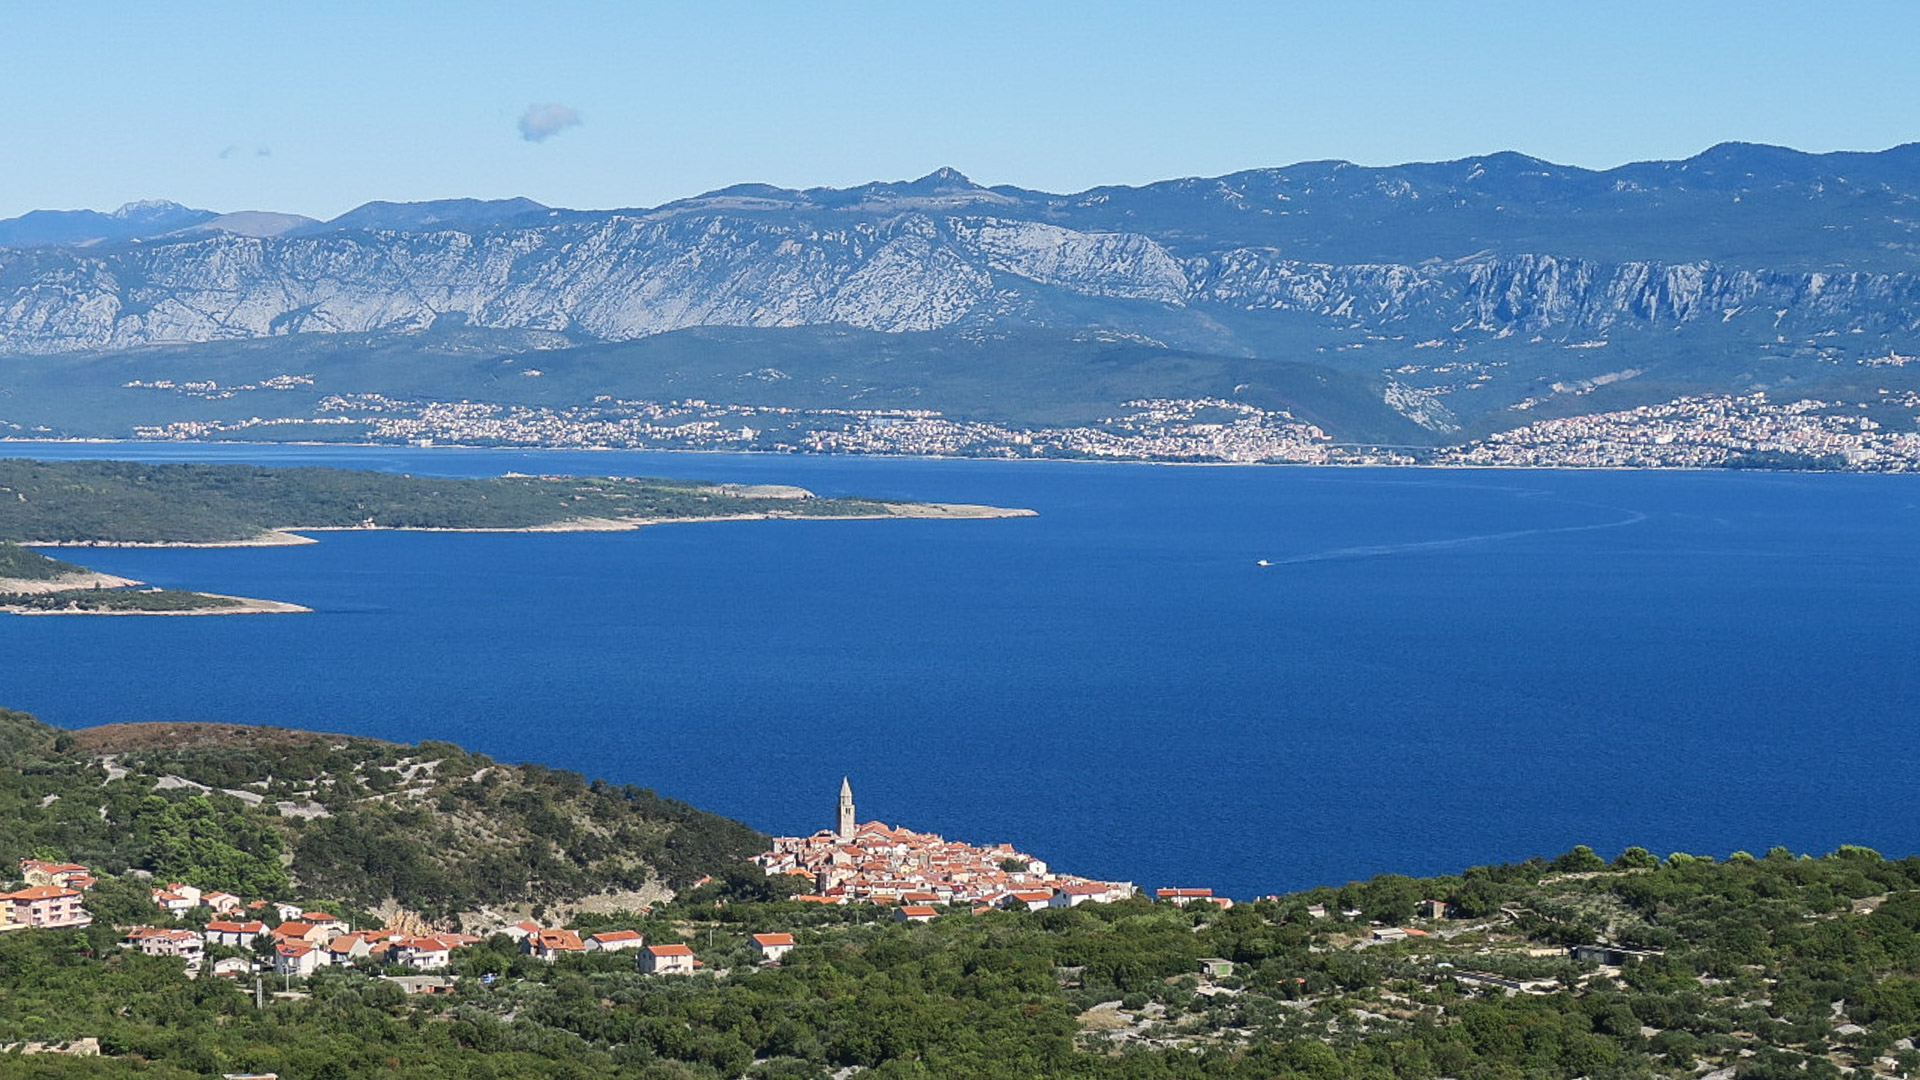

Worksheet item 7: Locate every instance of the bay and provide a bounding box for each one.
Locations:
[4,440,1918,898]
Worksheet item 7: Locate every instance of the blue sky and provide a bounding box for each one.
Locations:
[7,1,1918,220]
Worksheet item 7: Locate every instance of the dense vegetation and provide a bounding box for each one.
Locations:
[0,541,88,581]
[0,588,242,613]
[0,713,765,918]
[0,458,904,544]
[7,710,1920,1078]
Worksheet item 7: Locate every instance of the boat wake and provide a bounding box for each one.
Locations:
[1259,506,1649,566]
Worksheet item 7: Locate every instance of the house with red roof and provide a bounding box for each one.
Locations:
[18,860,93,890]
[750,933,794,964]
[274,943,330,978]
[390,935,463,970]
[895,905,939,923]
[1001,890,1054,912]
[122,927,204,961]
[151,889,196,917]
[640,943,696,974]
[2,885,91,928]
[205,920,267,948]
[524,929,585,962]
[585,930,645,953]
[298,913,349,937]
[1048,881,1131,908]
[325,931,400,965]
[270,921,326,945]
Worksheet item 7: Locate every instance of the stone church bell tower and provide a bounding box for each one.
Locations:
[836,777,856,841]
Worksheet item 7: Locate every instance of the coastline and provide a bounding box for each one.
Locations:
[20,503,1036,549]
[0,592,311,616]
[27,531,320,549]
[0,570,144,593]
[4,435,1911,476]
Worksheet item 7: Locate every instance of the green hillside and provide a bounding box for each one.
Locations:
[3,700,1919,1080]
[0,713,764,917]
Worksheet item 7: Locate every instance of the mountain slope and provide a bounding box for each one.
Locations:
[1,146,1917,444]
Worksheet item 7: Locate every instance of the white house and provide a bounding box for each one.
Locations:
[389,935,457,971]
[750,933,794,964]
[124,927,205,961]
[151,889,196,917]
[208,957,253,978]
[585,930,645,953]
[274,943,331,978]
[1047,882,1131,908]
[640,943,696,975]
[205,921,267,948]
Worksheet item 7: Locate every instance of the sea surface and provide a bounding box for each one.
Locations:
[4,441,1919,898]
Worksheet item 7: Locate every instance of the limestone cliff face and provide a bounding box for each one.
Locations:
[4,150,1920,356]
[1186,251,1920,335]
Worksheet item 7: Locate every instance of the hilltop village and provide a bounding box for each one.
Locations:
[750,779,1180,911]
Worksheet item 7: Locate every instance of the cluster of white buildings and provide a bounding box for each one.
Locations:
[803,398,1333,463]
[1441,393,1920,470]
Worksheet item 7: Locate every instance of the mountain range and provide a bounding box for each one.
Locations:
[2,143,1918,448]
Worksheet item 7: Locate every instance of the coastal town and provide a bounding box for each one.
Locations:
[116,381,1920,471]
[130,392,1343,464]
[0,780,1231,992]
[751,779,1180,911]
[1435,392,1920,470]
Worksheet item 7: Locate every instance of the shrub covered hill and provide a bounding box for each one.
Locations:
[0,709,769,922]
[8,707,1920,1078]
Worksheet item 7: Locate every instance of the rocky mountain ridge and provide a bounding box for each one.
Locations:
[2,144,1918,443]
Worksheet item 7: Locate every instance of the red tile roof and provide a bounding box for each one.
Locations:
[647,943,695,956]
[4,885,80,901]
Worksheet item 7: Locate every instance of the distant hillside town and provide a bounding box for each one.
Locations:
[752,780,1225,912]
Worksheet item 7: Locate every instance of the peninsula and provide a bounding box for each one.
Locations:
[0,458,1032,613]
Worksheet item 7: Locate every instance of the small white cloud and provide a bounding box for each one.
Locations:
[518,103,582,143]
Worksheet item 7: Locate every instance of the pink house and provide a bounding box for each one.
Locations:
[2,886,91,928]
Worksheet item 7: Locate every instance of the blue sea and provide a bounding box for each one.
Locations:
[5,441,1919,898]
